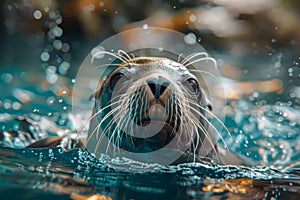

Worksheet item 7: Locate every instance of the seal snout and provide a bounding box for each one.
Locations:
[146,77,170,100]
[148,103,167,121]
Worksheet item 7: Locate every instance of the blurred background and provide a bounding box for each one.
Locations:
[0,0,300,116]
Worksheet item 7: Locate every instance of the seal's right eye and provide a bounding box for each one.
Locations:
[109,72,128,90]
[184,78,200,95]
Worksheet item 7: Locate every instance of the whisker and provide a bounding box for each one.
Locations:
[189,100,231,137]
[189,69,220,82]
[185,112,219,158]
[95,104,128,154]
[91,51,129,64]
[118,50,132,62]
[184,57,217,69]
[86,104,124,147]
[93,63,121,70]
[77,97,123,134]
[185,102,228,149]
[177,53,184,63]
[181,52,209,66]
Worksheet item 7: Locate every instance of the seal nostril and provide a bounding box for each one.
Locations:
[160,84,167,94]
[148,82,161,100]
[146,79,170,100]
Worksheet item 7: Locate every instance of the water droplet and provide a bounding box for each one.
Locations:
[143,24,148,29]
[33,109,39,113]
[99,1,105,7]
[40,52,50,62]
[4,101,11,109]
[53,40,62,50]
[189,14,197,22]
[184,32,197,45]
[51,26,63,37]
[59,61,71,75]
[91,46,106,59]
[47,97,55,105]
[33,10,42,20]
[1,73,13,83]
[47,74,58,84]
[62,43,70,52]
[12,102,21,110]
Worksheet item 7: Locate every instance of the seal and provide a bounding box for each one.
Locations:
[6,55,253,166]
[87,57,215,157]
[84,56,253,165]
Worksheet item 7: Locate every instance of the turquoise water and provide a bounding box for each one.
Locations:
[1,67,300,199]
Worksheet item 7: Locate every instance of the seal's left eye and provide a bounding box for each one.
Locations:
[110,72,128,90]
[185,78,199,95]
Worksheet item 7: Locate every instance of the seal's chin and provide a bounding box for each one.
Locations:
[128,119,177,152]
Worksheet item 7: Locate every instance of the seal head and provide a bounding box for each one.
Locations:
[88,57,215,159]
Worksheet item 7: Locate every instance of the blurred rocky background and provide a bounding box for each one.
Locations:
[0,0,300,105]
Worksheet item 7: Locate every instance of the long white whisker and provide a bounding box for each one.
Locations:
[181,52,209,66]
[189,100,231,137]
[91,51,128,64]
[118,50,132,61]
[185,103,228,149]
[189,69,220,82]
[184,57,217,68]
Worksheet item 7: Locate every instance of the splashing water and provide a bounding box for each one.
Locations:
[1,66,300,200]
